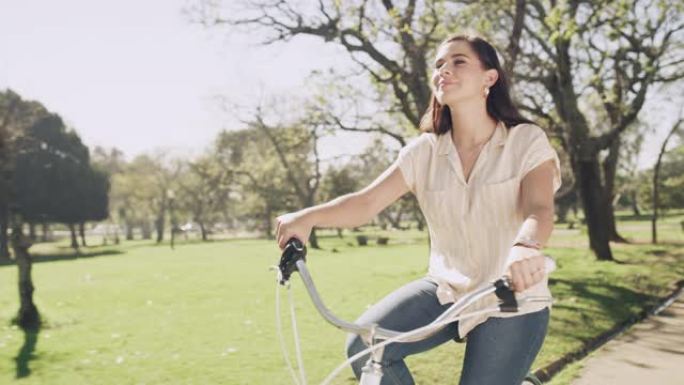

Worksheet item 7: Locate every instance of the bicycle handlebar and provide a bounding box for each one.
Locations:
[277,237,555,342]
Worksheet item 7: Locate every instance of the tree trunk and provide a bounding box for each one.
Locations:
[125,221,134,240]
[308,227,319,249]
[409,196,424,231]
[11,224,40,331]
[79,222,87,247]
[68,223,79,250]
[28,223,36,241]
[577,158,614,261]
[155,213,165,243]
[416,219,424,232]
[199,221,207,241]
[263,206,272,239]
[170,226,175,250]
[41,222,49,242]
[0,201,9,259]
[119,208,133,240]
[380,209,406,230]
[630,190,641,216]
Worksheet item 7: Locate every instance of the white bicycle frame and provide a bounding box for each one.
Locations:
[276,241,555,385]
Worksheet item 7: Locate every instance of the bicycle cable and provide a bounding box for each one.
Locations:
[288,281,308,384]
[274,267,307,385]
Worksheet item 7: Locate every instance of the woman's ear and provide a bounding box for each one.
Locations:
[484,69,499,87]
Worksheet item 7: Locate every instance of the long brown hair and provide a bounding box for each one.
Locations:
[420,33,534,134]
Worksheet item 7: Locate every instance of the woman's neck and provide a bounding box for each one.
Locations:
[448,102,498,149]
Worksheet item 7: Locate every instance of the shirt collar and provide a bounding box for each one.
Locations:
[437,120,507,156]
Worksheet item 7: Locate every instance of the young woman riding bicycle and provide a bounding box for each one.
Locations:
[275,32,561,385]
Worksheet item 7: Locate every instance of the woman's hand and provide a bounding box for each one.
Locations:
[505,247,546,292]
[275,210,314,250]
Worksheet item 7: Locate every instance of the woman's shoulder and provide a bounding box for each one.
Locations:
[408,131,438,146]
[506,122,548,142]
[400,131,438,155]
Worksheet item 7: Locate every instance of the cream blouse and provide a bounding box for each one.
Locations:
[394,121,561,338]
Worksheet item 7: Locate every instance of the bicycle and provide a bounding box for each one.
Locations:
[275,238,552,385]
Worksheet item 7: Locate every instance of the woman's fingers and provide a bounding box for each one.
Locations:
[523,259,537,288]
[510,264,523,292]
[510,255,545,292]
[274,211,312,251]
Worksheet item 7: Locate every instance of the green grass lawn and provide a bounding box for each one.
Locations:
[0,212,682,385]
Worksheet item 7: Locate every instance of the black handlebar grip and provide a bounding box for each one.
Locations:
[494,278,518,312]
[278,237,307,285]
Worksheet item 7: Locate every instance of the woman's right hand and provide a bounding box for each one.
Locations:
[275,210,314,250]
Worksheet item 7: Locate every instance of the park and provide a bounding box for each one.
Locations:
[1,1,683,384]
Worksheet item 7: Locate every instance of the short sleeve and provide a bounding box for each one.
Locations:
[394,133,429,194]
[395,141,416,193]
[519,126,562,193]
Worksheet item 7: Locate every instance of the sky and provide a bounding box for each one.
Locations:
[0,0,680,169]
[0,0,366,163]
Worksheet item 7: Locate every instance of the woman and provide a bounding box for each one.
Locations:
[275,33,561,385]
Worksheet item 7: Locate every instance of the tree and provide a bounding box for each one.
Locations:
[656,145,684,210]
[108,154,174,242]
[176,155,232,241]
[249,109,329,248]
[112,153,180,244]
[478,0,684,260]
[215,127,290,238]
[0,89,47,258]
[213,105,329,246]
[17,114,95,250]
[319,162,360,237]
[614,120,649,217]
[0,89,48,332]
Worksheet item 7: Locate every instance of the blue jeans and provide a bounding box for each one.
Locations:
[345,277,549,385]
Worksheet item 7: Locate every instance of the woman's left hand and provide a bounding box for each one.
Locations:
[505,248,546,292]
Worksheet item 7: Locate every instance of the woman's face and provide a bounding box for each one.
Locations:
[431,40,498,106]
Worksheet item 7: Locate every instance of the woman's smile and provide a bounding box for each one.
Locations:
[438,79,458,88]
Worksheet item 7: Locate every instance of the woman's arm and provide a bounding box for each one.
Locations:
[309,165,410,228]
[275,164,410,249]
[506,159,557,292]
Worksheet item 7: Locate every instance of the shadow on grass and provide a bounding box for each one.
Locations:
[620,240,684,247]
[548,277,658,342]
[614,210,684,221]
[15,327,40,379]
[0,249,123,266]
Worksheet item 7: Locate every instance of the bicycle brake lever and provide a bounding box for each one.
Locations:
[278,237,307,285]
